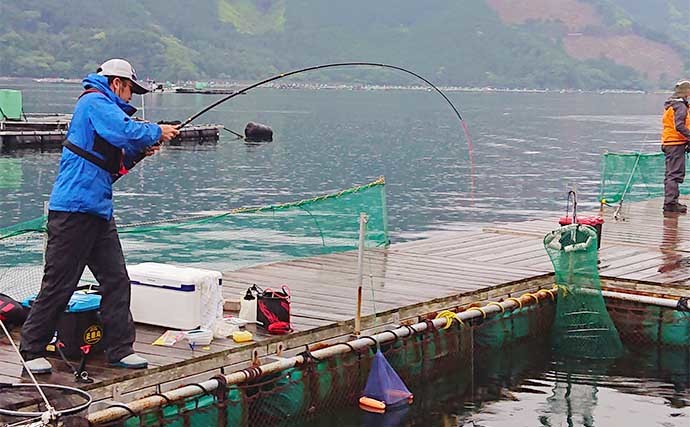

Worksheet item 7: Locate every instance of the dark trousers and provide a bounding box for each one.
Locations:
[663,144,687,206]
[20,211,136,363]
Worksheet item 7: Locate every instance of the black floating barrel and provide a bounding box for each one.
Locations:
[244,122,273,142]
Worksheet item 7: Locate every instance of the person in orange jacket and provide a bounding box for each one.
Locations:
[661,80,690,213]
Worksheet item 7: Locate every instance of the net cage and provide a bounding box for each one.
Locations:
[0,178,388,302]
[104,303,554,427]
[544,223,623,359]
[599,151,690,205]
[87,290,688,427]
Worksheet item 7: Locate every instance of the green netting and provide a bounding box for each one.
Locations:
[252,368,306,419]
[641,306,690,346]
[124,386,245,427]
[0,178,388,301]
[599,151,690,204]
[544,224,623,359]
[0,89,22,120]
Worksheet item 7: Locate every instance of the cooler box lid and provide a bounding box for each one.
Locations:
[128,262,221,291]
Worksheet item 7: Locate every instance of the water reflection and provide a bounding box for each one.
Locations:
[658,212,690,273]
[299,340,690,427]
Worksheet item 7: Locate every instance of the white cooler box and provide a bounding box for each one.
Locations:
[127,263,223,330]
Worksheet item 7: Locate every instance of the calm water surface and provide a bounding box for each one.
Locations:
[0,80,666,240]
[301,341,690,427]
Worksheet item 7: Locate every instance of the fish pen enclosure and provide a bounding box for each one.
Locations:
[88,286,689,426]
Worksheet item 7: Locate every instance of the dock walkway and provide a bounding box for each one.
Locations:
[0,117,223,151]
[1,198,688,408]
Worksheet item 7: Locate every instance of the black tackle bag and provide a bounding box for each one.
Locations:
[256,285,292,335]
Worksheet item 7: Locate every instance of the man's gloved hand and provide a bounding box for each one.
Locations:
[685,143,690,153]
[159,124,180,143]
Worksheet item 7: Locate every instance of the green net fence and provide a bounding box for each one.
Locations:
[544,223,623,359]
[599,151,690,205]
[0,177,388,302]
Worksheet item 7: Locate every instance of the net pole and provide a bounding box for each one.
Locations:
[613,153,641,220]
[354,212,368,336]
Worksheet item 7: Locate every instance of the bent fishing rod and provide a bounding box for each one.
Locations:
[132,62,475,180]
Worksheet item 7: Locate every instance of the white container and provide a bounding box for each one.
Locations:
[238,288,257,322]
[183,329,214,346]
[128,263,223,330]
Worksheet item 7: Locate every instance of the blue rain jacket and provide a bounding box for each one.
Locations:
[49,74,162,220]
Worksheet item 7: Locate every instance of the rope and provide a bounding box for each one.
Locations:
[522,292,539,304]
[434,310,457,329]
[537,289,556,301]
[379,330,399,341]
[230,177,385,215]
[465,307,487,319]
[359,335,379,349]
[0,319,56,419]
[486,301,505,313]
[506,297,523,310]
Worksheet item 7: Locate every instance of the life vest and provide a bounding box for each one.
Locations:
[61,88,129,179]
[662,100,690,145]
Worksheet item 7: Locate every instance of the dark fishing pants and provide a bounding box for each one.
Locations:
[663,144,687,207]
[20,211,136,363]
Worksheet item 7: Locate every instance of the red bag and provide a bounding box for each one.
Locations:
[256,286,291,335]
[0,293,28,328]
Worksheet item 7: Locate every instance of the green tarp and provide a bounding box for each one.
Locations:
[0,89,22,120]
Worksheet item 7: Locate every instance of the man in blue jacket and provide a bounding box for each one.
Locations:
[20,59,179,374]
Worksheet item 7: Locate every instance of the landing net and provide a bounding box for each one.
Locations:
[544,223,623,359]
[0,177,388,302]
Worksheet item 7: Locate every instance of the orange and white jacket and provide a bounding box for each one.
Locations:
[662,97,690,145]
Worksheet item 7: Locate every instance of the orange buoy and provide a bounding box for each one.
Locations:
[359,396,386,412]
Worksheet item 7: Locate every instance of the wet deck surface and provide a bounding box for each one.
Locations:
[1,197,688,404]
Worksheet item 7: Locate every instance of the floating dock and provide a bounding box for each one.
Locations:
[0,198,688,422]
[0,115,223,152]
[173,88,236,95]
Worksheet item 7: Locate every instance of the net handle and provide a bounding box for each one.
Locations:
[565,190,577,224]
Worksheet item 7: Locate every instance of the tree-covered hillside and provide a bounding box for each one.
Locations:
[0,0,687,90]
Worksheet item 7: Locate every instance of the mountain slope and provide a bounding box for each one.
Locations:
[0,0,686,89]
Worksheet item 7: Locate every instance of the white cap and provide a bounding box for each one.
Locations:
[97,59,149,94]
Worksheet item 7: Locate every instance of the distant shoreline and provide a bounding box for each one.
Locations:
[0,76,662,95]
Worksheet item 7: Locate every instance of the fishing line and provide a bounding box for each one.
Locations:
[132,62,475,187]
[220,126,245,140]
[180,63,473,170]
